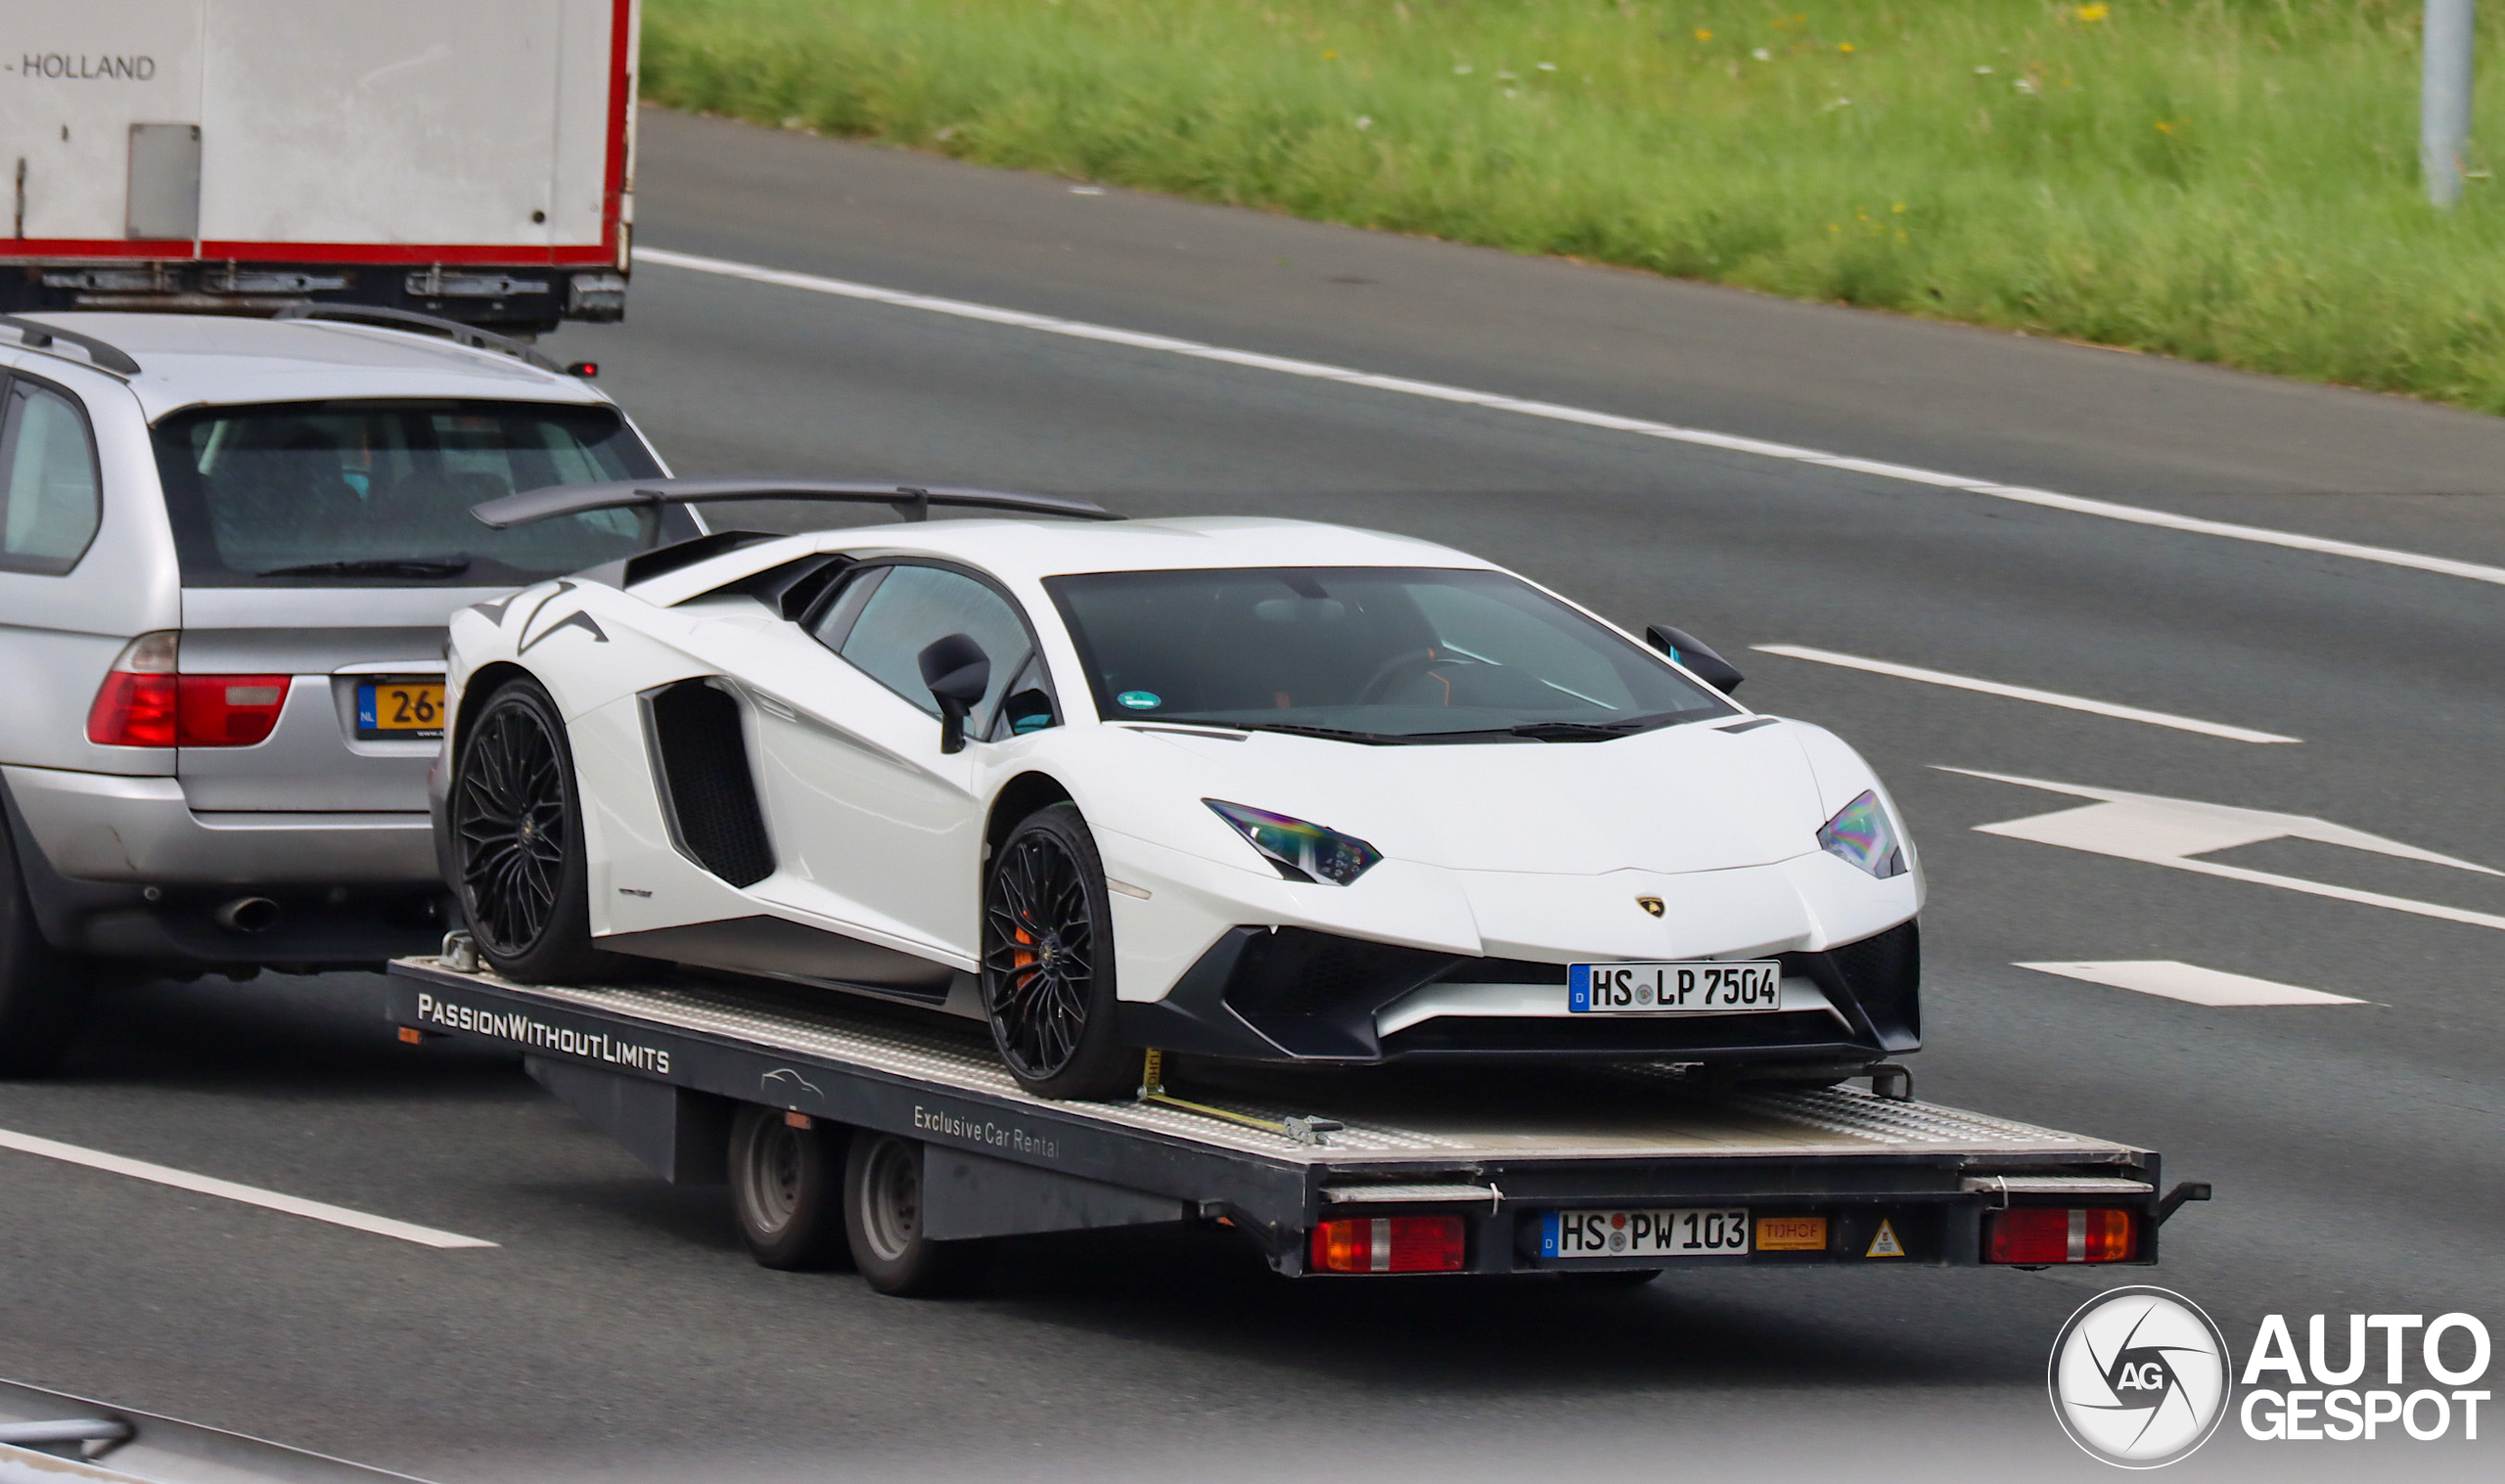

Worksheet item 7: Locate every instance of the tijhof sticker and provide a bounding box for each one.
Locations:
[2049,1285,2232,1468]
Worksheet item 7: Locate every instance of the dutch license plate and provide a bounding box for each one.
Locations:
[1568,960,1783,1013]
[356,680,445,740]
[1542,1207,1752,1259]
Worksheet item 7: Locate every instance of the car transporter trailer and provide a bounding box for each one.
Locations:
[386,946,2209,1291]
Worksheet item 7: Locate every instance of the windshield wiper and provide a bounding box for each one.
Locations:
[256,556,474,578]
[1403,714,1681,742]
[1146,718,1414,745]
[1506,719,1653,741]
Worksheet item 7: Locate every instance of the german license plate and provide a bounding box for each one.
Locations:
[1568,960,1783,1013]
[1542,1207,1752,1259]
[355,680,445,740]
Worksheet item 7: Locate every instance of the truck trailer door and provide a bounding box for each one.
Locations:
[0,0,206,247]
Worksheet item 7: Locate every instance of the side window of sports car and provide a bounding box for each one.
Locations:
[826,563,1035,730]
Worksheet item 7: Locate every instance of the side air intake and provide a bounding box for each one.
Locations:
[642,679,775,887]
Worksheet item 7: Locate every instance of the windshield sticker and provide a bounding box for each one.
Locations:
[1116,690,1162,710]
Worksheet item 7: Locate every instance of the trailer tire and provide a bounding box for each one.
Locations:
[843,1132,982,1297]
[728,1104,852,1270]
[0,821,85,1077]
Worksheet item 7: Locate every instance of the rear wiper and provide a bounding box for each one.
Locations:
[257,556,474,578]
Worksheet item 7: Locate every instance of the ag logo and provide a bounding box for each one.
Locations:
[2049,1286,2231,1468]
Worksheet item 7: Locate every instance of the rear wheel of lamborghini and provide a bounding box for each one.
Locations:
[450,678,619,984]
[980,803,1139,1101]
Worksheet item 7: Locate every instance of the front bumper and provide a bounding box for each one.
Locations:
[1119,917,1921,1067]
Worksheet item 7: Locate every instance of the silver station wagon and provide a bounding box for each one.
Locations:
[0,308,682,1072]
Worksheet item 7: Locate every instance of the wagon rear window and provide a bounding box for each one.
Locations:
[152,398,666,586]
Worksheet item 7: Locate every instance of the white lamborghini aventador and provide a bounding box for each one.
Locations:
[434,481,1923,1100]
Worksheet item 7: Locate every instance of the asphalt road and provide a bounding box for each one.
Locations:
[3,110,2501,1483]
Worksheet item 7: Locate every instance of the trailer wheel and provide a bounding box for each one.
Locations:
[843,1133,981,1296]
[728,1105,851,1270]
[0,823,83,1077]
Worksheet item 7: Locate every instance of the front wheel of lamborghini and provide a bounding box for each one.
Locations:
[980,803,1140,1100]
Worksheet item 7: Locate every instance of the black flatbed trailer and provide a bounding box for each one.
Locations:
[385,954,2205,1284]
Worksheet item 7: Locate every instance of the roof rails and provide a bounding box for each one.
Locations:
[0,314,141,377]
[272,302,569,376]
[473,478,1121,531]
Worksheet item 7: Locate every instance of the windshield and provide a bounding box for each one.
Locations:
[1045,566,1736,742]
[151,399,668,587]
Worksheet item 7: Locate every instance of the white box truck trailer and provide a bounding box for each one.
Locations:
[0,0,636,332]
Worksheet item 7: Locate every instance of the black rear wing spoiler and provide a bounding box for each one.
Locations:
[472,478,1119,530]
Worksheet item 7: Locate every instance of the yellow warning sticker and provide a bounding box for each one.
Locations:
[1865,1219,1906,1258]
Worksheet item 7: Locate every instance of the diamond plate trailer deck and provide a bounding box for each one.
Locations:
[385,956,2198,1278]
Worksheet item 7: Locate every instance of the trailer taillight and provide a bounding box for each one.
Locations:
[86,633,291,747]
[1308,1215,1466,1274]
[1983,1207,2138,1264]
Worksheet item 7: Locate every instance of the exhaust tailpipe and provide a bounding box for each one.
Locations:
[214,897,282,935]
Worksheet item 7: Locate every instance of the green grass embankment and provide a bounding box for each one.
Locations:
[645,1,2505,413]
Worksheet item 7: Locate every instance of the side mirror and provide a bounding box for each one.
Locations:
[918,633,991,754]
[1645,624,1743,695]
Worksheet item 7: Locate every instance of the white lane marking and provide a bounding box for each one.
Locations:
[1954,768,2505,932]
[1752,644,2300,743]
[639,246,2505,590]
[2018,960,2365,1007]
[0,1127,498,1249]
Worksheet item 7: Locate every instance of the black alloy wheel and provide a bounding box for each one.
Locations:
[450,680,616,983]
[980,803,1138,1101]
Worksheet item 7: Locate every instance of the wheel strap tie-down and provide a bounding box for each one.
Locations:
[1135,1049,1344,1147]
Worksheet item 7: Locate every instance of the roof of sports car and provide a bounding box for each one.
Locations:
[716,515,1500,585]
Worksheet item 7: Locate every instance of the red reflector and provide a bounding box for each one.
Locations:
[174,674,292,746]
[1984,1207,2138,1264]
[87,670,179,746]
[1308,1215,1467,1274]
[566,361,598,378]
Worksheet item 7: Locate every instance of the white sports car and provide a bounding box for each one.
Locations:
[434,482,1923,1100]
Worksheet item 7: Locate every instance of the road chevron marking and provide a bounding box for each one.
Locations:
[1752,645,2300,743]
[0,1126,498,1249]
[640,246,2505,591]
[1952,768,2505,932]
[2017,961,2365,1007]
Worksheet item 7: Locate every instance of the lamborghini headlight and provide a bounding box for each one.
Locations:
[1818,789,1907,878]
[1205,800,1383,886]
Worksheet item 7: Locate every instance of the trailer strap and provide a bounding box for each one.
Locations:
[1137,1049,1345,1147]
